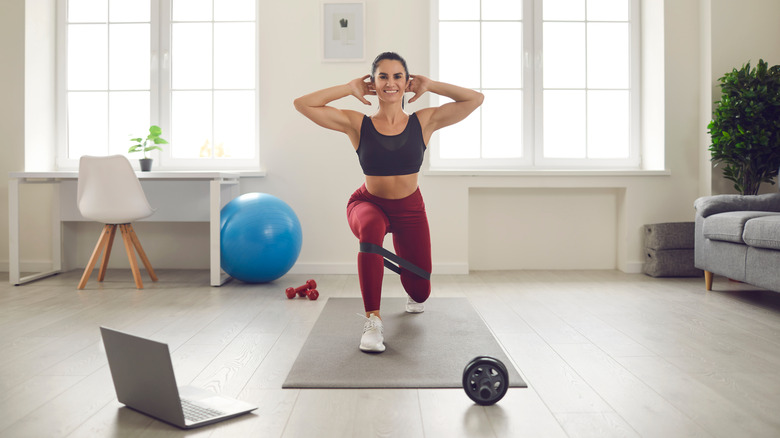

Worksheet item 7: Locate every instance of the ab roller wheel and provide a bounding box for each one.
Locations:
[462,356,509,406]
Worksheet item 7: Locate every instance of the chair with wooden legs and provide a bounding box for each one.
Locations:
[77,155,158,289]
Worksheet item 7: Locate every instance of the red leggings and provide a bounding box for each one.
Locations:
[347,184,431,312]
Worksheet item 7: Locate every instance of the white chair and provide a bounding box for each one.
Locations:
[77,155,158,289]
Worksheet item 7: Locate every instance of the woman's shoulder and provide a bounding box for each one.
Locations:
[343,109,368,129]
[343,109,368,119]
[413,108,435,128]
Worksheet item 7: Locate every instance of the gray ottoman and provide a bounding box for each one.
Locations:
[643,222,703,277]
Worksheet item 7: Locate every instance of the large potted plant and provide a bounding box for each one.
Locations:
[128,125,168,171]
[708,59,780,195]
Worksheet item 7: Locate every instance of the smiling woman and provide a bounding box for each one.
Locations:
[293,52,483,353]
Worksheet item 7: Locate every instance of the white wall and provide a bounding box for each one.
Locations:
[468,188,620,270]
[3,0,779,277]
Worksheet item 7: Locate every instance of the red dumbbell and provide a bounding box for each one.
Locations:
[285,279,317,299]
[302,288,319,300]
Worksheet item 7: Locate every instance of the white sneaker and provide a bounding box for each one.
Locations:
[405,296,425,313]
[359,314,385,353]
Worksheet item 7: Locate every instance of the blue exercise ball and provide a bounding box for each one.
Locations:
[220,193,302,283]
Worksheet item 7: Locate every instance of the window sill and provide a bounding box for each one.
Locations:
[423,168,671,177]
[41,168,268,179]
[235,170,267,177]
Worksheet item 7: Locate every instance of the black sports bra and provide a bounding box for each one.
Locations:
[356,113,427,176]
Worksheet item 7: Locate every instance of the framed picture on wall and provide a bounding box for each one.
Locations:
[322,1,365,62]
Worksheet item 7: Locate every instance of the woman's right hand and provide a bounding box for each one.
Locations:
[348,75,375,105]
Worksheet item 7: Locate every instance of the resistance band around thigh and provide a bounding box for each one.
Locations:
[359,242,431,281]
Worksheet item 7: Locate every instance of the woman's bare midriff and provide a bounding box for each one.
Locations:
[365,174,419,199]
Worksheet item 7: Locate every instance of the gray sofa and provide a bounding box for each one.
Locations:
[694,193,780,292]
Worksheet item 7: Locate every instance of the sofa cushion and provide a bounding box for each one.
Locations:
[702,211,780,243]
[694,193,780,217]
[743,215,780,250]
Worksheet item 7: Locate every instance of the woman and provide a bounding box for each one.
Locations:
[294,52,483,353]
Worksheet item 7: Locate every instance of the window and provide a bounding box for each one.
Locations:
[58,0,258,170]
[431,0,639,170]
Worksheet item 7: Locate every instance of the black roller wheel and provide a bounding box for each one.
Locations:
[462,356,509,405]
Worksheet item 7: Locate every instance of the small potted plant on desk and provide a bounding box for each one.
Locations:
[129,125,168,171]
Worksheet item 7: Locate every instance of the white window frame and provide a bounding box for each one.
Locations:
[429,0,640,171]
[55,0,261,171]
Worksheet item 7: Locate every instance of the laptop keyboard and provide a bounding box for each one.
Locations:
[181,399,226,422]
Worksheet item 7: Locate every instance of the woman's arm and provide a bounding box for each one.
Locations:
[408,76,484,139]
[293,75,374,137]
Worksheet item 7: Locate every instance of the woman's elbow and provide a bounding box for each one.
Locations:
[293,97,305,113]
[474,91,485,107]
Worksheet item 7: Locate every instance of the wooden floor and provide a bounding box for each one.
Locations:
[2,269,780,437]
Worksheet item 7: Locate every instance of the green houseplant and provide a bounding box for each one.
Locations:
[128,125,168,171]
[708,59,780,195]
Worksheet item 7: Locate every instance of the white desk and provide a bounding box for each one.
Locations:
[9,171,240,286]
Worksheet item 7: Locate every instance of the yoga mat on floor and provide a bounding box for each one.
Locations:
[283,298,527,389]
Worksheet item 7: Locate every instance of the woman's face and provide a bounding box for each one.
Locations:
[372,60,408,104]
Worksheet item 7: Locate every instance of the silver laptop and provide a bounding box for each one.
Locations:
[100,326,257,429]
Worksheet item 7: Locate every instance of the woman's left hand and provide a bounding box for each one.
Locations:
[406,74,432,103]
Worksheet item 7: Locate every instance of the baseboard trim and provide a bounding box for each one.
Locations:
[1,261,634,276]
[619,261,644,274]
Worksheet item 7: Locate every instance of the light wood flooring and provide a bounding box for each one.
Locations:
[1,269,780,437]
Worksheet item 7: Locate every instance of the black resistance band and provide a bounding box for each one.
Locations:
[359,242,431,281]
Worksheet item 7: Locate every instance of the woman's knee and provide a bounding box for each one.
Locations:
[402,276,431,303]
[349,207,388,243]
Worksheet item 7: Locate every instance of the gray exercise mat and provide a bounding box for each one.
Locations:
[283,298,527,389]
